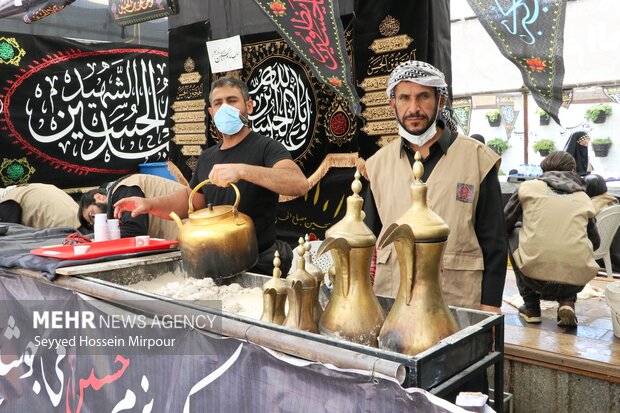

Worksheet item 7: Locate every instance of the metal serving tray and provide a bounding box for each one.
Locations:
[61,252,503,400]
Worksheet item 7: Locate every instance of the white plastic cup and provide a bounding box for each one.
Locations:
[107,219,121,240]
[73,245,90,255]
[94,224,109,242]
[135,235,150,247]
[605,282,620,338]
[94,213,108,224]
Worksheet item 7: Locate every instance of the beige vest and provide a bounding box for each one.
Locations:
[2,184,80,229]
[366,135,498,308]
[513,180,599,285]
[591,192,619,215]
[114,174,185,240]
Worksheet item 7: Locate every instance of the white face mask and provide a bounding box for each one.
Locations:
[398,106,439,147]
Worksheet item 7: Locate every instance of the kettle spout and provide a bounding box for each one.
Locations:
[169,212,183,229]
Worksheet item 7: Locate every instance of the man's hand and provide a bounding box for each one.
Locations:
[208,163,245,187]
[113,197,151,219]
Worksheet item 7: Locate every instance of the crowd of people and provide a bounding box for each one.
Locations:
[1,63,617,329]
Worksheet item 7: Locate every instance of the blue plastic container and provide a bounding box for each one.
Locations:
[138,162,175,181]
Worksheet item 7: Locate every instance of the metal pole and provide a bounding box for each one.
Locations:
[522,87,529,164]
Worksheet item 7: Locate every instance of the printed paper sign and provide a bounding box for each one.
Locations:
[206,35,243,73]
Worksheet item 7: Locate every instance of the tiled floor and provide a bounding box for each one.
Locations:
[501,268,617,340]
[500,268,620,376]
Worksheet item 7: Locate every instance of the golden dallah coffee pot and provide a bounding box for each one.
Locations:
[260,250,287,325]
[317,170,385,347]
[377,152,459,355]
[169,179,258,282]
[283,238,319,333]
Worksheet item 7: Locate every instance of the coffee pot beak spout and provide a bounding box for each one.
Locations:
[169,212,183,229]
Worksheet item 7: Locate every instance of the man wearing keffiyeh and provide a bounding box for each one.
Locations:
[364,60,507,314]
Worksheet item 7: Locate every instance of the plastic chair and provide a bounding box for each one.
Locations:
[593,204,620,277]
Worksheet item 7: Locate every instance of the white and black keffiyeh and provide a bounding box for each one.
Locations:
[386,60,458,132]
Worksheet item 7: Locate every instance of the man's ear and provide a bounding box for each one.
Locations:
[93,193,107,203]
[208,107,214,117]
[438,95,447,111]
[246,99,254,115]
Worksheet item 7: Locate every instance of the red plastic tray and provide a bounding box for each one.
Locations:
[30,237,178,260]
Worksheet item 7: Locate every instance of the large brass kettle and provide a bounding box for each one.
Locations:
[170,179,258,282]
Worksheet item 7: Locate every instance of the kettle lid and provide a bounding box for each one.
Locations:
[189,203,234,222]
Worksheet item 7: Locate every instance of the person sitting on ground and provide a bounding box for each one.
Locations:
[504,151,600,328]
[583,173,619,215]
[0,183,80,229]
[78,174,185,240]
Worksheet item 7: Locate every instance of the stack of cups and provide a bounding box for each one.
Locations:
[108,219,121,240]
[93,213,109,242]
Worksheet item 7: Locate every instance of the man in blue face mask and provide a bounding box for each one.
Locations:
[113,77,309,275]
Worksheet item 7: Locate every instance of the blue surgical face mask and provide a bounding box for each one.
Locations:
[213,103,245,135]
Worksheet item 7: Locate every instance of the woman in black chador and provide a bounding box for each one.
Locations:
[563,131,591,176]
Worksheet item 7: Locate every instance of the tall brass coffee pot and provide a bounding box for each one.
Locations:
[317,171,385,347]
[260,250,287,325]
[283,238,319,333]
[377,152,459,355]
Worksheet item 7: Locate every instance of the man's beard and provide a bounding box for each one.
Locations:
[397,103,439,135]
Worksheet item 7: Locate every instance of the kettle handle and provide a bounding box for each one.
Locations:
[188,179,241,214]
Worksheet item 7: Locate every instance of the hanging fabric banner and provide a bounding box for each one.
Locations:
[562,88,573,109]
[353,1,451,157]
[23,0,76,23]
[168,20,211,182]
[497,95,519,139]
[602,86,620,104]
[452,97,473,136]
[109,0,179,26]
[466,0,567,125]
[0,32,169,188]
[251,0,360,115]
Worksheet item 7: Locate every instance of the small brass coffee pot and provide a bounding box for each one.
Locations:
[317,170,385,347]
[377,152,459,355]
[304,234,323,324]
[260,250,287,325]
[283,238,319,333]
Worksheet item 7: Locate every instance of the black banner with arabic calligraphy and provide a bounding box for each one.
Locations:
[466,0,567,125]
[168,20,211,181]
[0,32,170,188]
[110,0,179,27]
[354,0,451,156]
[252,0,360,116]
[0,271,455,412]
[23,0,76,23]
[228,26,358,242]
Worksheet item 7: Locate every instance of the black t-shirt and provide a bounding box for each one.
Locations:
[189,131,291,252]
[107,185,149,238]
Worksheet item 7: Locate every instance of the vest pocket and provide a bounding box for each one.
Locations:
[376,247,392,264]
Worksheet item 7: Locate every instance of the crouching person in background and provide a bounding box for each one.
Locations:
[504,151,600,328]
